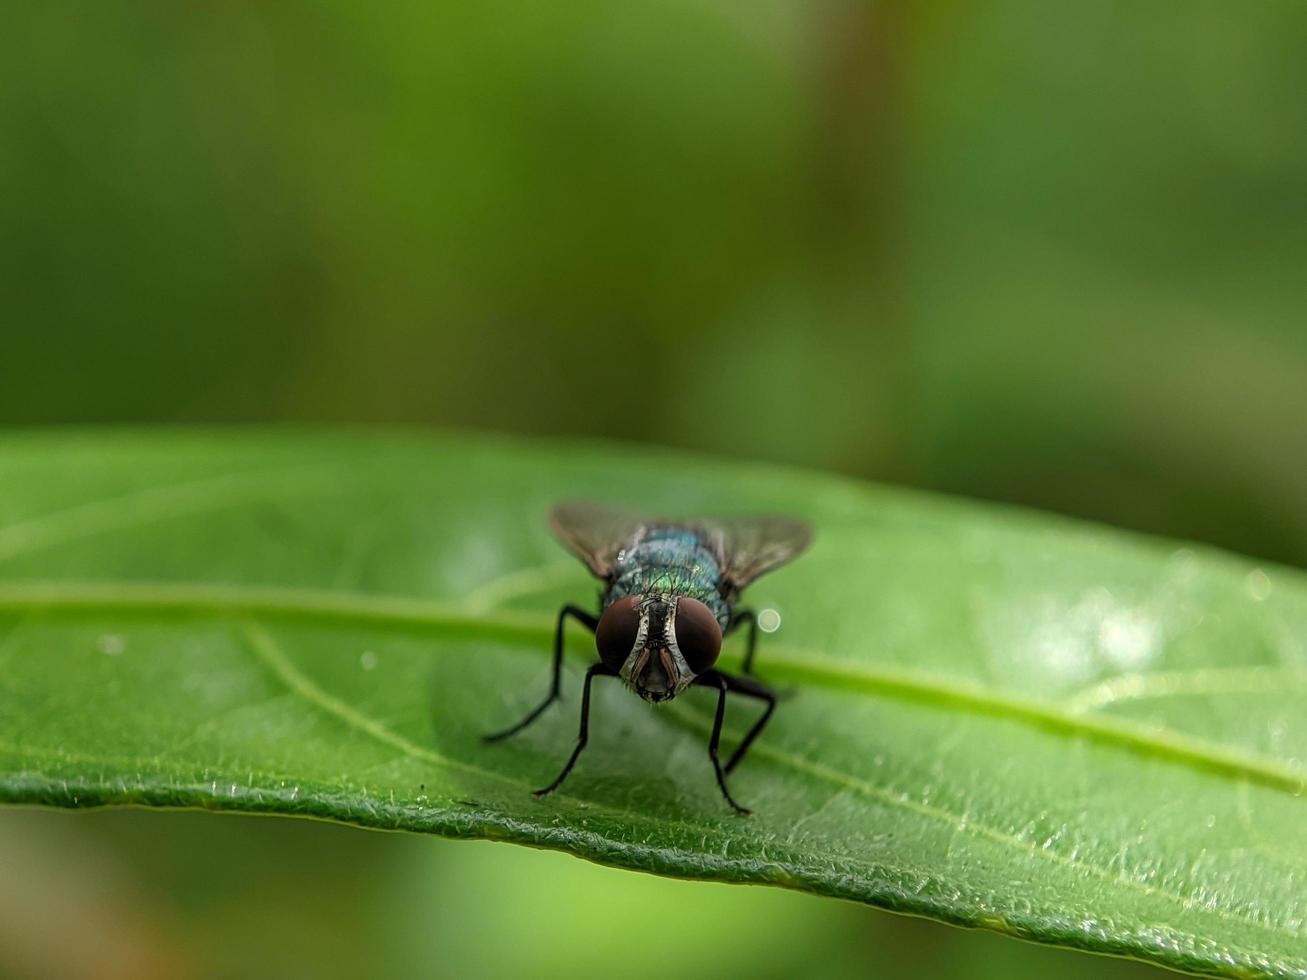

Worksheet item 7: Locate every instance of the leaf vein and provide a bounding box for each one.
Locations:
[0,463,354,564]
[0,580,1303,798]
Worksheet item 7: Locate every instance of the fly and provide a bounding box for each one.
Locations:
[484,500,812,814]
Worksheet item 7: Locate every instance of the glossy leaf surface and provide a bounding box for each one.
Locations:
[1,431,1305,977]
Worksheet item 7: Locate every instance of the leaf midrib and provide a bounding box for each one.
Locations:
[0,578,1302,797]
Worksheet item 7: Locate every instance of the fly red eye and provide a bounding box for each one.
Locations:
[595,596,641,670]
[674,597,722,674]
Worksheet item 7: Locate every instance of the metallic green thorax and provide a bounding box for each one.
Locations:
[602,527,730,628]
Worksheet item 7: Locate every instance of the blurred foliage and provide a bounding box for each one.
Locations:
[1,0,1304,978]
[3,1,1305,562]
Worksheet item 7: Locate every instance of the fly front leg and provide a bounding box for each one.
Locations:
[718,671,777,775]
[727,609,760,675]
[693,670,752,815]
[483,604,597,743]
[533,662,616,798]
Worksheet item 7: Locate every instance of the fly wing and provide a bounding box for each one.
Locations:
[696,515,812,596]
[549,500,651,579]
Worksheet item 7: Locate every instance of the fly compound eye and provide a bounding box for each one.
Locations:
[595,596,642,670]
[674,597,722,674]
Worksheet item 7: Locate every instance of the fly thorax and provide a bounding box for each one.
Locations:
[619,594,695,703]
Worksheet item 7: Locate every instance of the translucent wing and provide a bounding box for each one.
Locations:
[695,515,812,596]
[549,500,651,578]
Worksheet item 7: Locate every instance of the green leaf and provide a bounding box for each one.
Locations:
[2,431,1305,977]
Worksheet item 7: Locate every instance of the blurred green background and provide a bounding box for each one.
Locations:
[2,0,1304,977]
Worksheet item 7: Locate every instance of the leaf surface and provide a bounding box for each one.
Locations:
[2,431,1305,977]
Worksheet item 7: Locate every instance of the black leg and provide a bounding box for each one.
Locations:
[483,604,597,744]
[718,671,777,775]
[727,609,760,674]
[694,671,752,815]
[533,662,615,798]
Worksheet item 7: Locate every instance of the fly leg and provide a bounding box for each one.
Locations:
[533,662,616,798]
[483,604,597,743]
[693,670,754,815]
[726,609,760,674]
[717,671,777,775]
